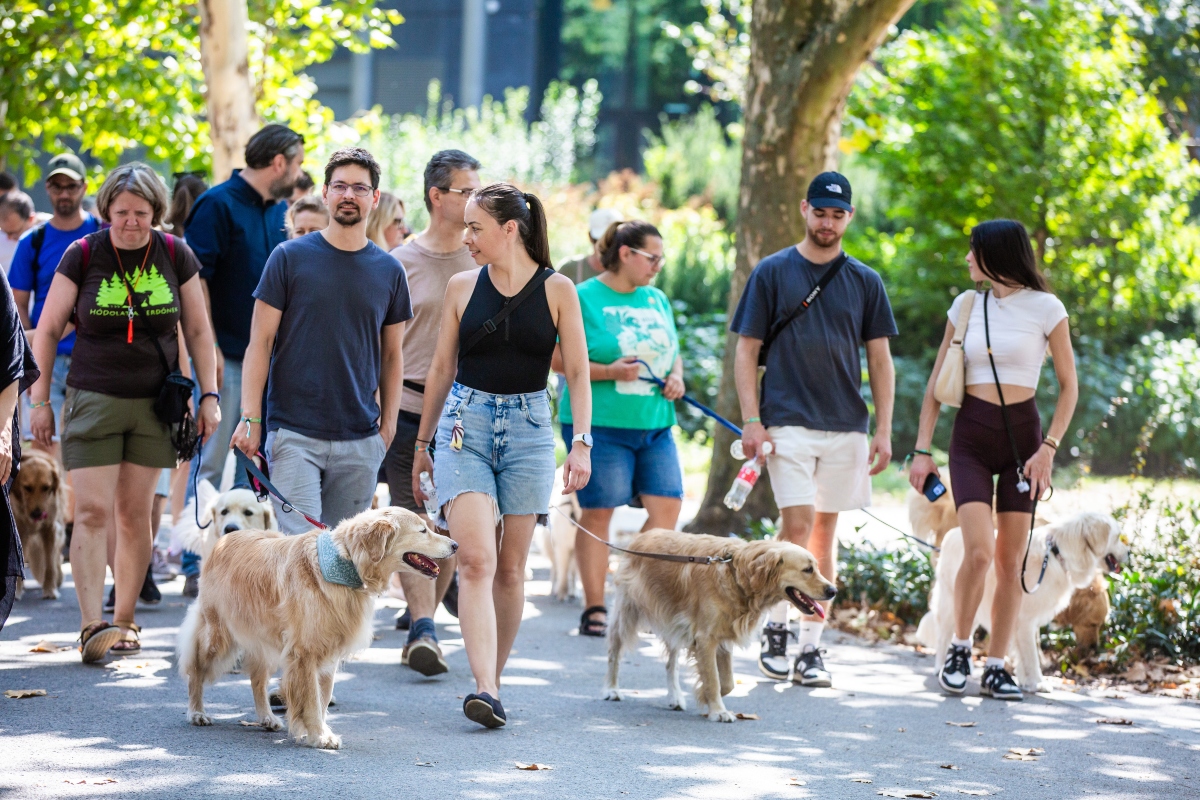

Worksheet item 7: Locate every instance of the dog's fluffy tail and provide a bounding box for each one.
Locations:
[915,611,936,648]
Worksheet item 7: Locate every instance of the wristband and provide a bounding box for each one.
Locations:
[241,416,263,424]
[29,400,50,409]
[1042,437,1059,450]
[199,391,220,404]
[415,444,429,453]
[744,416,761,425]
[912,448,932,457]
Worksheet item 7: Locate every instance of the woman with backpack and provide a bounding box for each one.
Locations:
[29,163,220,662]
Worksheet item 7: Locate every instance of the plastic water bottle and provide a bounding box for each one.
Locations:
[723,442,772,511]
[419,471,439,520]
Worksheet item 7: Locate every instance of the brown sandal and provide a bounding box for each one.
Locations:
[79,620,123,663]
[110,621,141,656]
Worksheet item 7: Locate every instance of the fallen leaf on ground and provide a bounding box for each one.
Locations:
[957,791,991,796]
[5,689,46,699]
[1004,746,1043,761]
[897,727,906,732]
[862,723,874,728]
[877,790,937,798]
[735,712,759,720]
[786,778,807,786]
[852,778,873,783]
[238,721,264,727]
[940,764,959,770]
[946,721,976,727]
[515,763,553,771]
[1121,663,1147,683]
[29,640,70,653]
[415,762,435,767]
[1095,718,1133,726]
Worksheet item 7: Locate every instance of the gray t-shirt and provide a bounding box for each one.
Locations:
[729,246,897,433]
[254,232,413,440]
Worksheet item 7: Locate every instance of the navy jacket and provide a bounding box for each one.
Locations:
[184,171,288,360]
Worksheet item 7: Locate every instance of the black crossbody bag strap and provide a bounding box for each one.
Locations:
[458,266,553,362]
[759,252,848,364]
[983,289,1051,594]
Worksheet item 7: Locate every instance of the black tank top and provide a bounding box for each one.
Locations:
[456,266,557,394]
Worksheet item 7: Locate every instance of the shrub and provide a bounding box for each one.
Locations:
[643,105,741,222]
[837,540,934,626]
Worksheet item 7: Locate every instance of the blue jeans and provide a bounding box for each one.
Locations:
[561,424,683,509]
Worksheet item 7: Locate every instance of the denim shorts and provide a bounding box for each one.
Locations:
[561,424,683,509]
[432,383,556,528]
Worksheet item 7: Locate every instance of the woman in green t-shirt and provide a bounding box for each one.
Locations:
[554,220,685,637]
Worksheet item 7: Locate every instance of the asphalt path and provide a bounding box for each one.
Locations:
[2,553,1198,799]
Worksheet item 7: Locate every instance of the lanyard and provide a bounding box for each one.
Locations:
[108,235,153,344]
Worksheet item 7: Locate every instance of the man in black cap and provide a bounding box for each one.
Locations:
[729,171,897,687]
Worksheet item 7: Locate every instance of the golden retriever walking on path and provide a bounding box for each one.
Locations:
[177,507,457,749]
[12,450,66,600]
[604,531,837,722]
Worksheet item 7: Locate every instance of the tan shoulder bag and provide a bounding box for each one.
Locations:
[933,291,978,408]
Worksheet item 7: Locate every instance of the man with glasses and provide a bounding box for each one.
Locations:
[232,147,412,538]
[9,153,101,443]
[0,191,38,274]
[381,148,481,676]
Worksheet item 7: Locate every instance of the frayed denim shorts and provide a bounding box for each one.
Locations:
[432,382,556,529]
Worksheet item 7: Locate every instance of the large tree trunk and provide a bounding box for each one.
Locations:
[199,0,259,182]
[687,0,915,535]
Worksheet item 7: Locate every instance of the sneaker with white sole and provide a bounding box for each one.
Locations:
[980,664,1023,701]
[757,623,792,680]
[792,646,831,687]
[938,644,972,694]
[402,635,449,676]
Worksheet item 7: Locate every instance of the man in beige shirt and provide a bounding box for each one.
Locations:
[384,149,482,676]
[557,207,623,285]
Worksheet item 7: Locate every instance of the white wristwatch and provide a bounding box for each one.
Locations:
[571,433,593,448]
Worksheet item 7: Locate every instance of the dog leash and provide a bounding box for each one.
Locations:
[550,506,732,565]
[633,359,744,436]
[234,448,328,530]
[854,508,940,552]
[192,464,212,530]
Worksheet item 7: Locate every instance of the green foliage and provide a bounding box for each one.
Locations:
[0,0,401,179]
[850,0,1200,354]
[673,310,726,434]
[655,203,735,312]
[1124,0,1200,145]
[837,540,934,626]
[643,105,741,221]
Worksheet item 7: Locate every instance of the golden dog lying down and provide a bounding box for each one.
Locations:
[177,507,457,749]
[604,530,837,722]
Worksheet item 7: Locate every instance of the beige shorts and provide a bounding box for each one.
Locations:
[766,425,871,513]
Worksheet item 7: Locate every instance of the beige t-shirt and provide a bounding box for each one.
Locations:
[558,254,601,285]
[391,238,477,414]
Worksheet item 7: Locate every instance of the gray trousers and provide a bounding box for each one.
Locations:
[197,358,243,488]
[265,427,386,534]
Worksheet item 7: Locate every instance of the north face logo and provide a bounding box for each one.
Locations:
[826,184,842,194]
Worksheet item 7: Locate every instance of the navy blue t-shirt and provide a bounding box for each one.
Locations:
[730,246,897,433]
[254,232,413,441]
[8,214,101,355]
[185,171,288,361]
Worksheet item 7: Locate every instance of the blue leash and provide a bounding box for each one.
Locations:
[632,358,743,436]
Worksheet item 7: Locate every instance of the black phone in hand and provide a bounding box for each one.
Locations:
[923,473,947,503]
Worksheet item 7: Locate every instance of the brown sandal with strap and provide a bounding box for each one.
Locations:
[111,621,141,656]
[79,620,123,663]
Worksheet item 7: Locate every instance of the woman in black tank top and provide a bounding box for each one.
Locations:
[413,184,592,729]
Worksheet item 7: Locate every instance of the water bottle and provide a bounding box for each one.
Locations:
[419,471,439,521]
[723,442,772,511]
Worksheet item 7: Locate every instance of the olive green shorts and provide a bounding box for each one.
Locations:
[61,387,178,471]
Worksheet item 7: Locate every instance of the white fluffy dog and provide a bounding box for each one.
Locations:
[916,511,1127,691]
[173,481,277,562]
[538,468,580,602]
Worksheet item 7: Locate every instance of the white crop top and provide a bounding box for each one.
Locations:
[947,289,1068,389]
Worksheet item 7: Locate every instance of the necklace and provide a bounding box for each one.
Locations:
[108,233,153,344]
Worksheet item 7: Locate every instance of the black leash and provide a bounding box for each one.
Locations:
[550,506,732,565]
[982,290,1051,594]
[193,463,211,530]
[234,448,328,530]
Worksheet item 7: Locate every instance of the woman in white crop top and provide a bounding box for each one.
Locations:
[908,219,1078,702]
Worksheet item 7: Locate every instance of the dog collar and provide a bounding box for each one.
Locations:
[1046,538,1068,571]
[317,531,363,589]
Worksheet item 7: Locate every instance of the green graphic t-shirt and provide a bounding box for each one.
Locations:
[560,277,679,430]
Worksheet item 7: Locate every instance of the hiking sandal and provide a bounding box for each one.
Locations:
[579,606,607,637]
[111,621,142,656]
[79,620,123,664]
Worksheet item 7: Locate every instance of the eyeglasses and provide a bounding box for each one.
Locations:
[631,247,664,267]
[46,181,84,194]
[327,182,374,197]
[439,187,472,196]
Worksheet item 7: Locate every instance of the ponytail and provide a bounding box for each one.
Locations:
[471,183,554,271]
[597,219,661,271]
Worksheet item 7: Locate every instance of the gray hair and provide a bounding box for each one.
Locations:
[0,191,35,221]
[423,149,481,212]
[95,163,170,226]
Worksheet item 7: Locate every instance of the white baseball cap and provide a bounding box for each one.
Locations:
[588,208,624,241]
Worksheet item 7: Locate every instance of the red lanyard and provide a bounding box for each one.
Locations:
[108,235,152,344]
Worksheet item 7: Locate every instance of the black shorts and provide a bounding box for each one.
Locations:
[948,394,1042,514]
[382,409,429,513]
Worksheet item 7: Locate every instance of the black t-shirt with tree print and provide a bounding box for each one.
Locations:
[57,230,201,398]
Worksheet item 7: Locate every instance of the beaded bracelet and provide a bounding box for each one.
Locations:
[29,400,49,409]
[240,416,263,425]
[744,416,761,425]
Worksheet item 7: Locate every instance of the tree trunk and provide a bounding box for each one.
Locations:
[687,0,915,535]
[199,0,259,183]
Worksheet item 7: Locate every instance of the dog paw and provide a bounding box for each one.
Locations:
[309,730,341,750]
[259,713,284,731]
[666,696,687,712]
[41,590,58,601]
[188,711,213,726]
[602,688,623,701]
[707,709,736,723]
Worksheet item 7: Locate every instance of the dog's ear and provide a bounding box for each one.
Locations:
[47,466,60,495]
[354,517,396,565]
[261,502,277,531]
[740,543,784,595]
[199,495,218,528]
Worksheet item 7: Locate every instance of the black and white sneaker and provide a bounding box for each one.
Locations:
[793,646,832,687]
[938,644,972,694]
[980,664,1023,701]
[757,623,792,680]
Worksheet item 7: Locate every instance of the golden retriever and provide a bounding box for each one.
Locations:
[177,507,457,749]
[12,450,66,600]
[539,470,580,602]
[916,511,1126,692]
[193,487,277,561]
[604,530,837,722]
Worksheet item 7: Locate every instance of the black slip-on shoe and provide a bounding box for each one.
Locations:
[463,692,507,728]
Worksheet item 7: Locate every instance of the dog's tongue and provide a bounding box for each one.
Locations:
[1105,554,1122,574]
[810,599,826,620]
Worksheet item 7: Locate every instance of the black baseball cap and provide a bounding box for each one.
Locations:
[806,171,852,211]
[46,153,86,183]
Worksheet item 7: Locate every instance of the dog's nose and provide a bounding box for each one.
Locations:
[449,539,459,553]
[823,585,838,600]
[223,523,241,535]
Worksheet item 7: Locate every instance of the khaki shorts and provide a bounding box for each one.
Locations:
[766,425,871,513]
[61,387,178,471]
